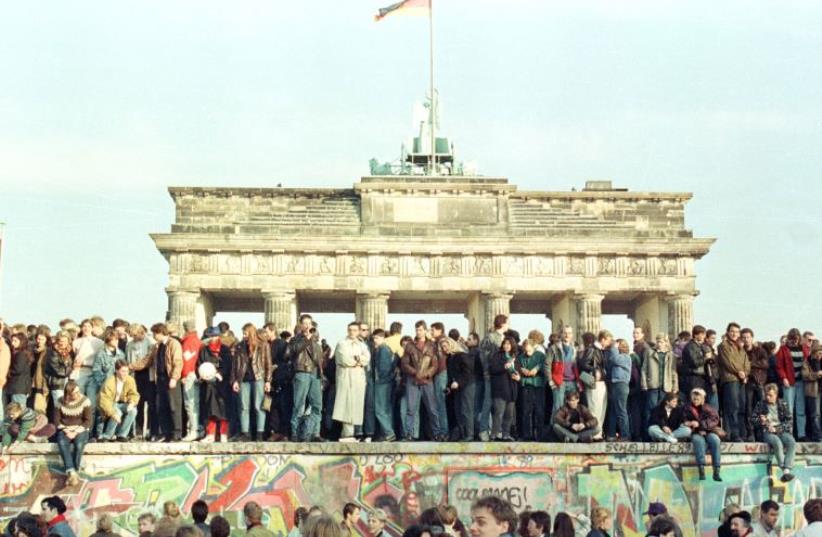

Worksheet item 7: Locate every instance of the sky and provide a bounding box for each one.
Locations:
[1,1,821,343]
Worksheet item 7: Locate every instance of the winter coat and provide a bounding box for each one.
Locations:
[97,375,140,419]
[516,350,546,388]
[649,404,684,430]
[718,340,750,384]
[7,349,33,395]
[553,403,597,430]
[332,337,370,425]
[775,344,810,386]
[488,351,518,403]
[447,350,476,388]
[641,350,678,393]
[231,339,272,384]
[801,358,822,398]
[750,399,792,436]
[44,349,74,392]
[373,344,398,385]
[289,333,324,375]
[682,403,721,434]
[545,342,579,388]
[401,339,438,385]
[132,337,183,382]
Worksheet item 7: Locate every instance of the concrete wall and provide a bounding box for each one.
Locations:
[1,443,819,537]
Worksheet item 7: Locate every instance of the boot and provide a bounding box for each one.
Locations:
[698,465,706,481]
[713,466,722,482]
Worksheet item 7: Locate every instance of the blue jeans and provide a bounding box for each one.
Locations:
[607,382,630,439]
[692,432,721,467]
[291,372,323,440]
[722,382,746,440]
[400,390,420,438]
[240,379,265,434]
[807,396,821,441]
[374,382,395,439]
[648,424,692,442]
[783,383,807,439]
[474,377,492,437]
[57,430,89,473]
[51,390,64,407]
[183,377,202,437]
[433,370,449,436]
[10,394,27,406]
[362,373,376,437]
[763,431,796,471]
[101,403,137,439]
[405,382,440,439]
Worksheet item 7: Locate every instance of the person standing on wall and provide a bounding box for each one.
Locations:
[718,322,750,442]
[775,328,810,441]
[131,323,183,442]
[333,322,370,442]
[289,314,325,442]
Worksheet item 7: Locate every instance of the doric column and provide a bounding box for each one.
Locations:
[667,293,695,341]
[263,290,297,333]
[574,293,604,336]
[194,293,215,335]
[482,292,513,334]
[355,292,390,331]
[167,289,199,332]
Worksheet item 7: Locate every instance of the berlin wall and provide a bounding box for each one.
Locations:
[1,443,820,537]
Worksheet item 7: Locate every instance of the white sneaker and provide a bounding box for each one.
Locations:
[339,437,359,443]
[218,435,228,444]
[199,435,215,444]
[666,436,678,444]
[181,432,198,442]
[362,437,373,443]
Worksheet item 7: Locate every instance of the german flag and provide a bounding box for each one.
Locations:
[374,0,430,21]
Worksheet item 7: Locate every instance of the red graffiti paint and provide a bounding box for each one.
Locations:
[210,459,259,511]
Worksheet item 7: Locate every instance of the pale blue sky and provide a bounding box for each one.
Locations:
[1,1,821,342]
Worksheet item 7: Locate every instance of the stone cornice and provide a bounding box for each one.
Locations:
[151,234,716,258]
[169,186,356,200]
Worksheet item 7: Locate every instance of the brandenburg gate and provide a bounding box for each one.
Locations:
[151,176,713,339]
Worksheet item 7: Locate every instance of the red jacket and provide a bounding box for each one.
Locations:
[181,332,203,377]
[775,344,810,385]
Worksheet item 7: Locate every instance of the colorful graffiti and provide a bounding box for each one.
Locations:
[1,448,820,537]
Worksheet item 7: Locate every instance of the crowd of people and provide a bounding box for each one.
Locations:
[4,493,822,537]
[0,315,820,483]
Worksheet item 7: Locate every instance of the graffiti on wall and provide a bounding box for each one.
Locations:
[1,451,820,537]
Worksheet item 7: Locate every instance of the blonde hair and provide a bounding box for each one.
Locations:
[591,507,611,529]
[97,514,114,532]
[302,514,342,537]
[655,333,671,351]
[527,330,545,346]
[616,339,630,354]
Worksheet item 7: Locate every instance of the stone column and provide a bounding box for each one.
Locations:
[551,294,575,336]
[482,292,513,334]
[263,290,297,333]
[194,293,215,335]
[667,293,695,341]
[574,293,604,336]
[466,292,487,335]
[355,292,390,331]
[167,289,199,332]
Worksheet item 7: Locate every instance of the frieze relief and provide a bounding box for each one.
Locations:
[568,256,585,275]
[379,256,399,275]
[598,257,616,275]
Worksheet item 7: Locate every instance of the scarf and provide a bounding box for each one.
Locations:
[48,514,67,528]
[208,338,222,354]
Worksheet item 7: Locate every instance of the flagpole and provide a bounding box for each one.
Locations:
[428,0,435,175]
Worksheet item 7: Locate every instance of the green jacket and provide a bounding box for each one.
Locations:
[1,408,37,447]
[246,526,275,537]
[517,350,546,387]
